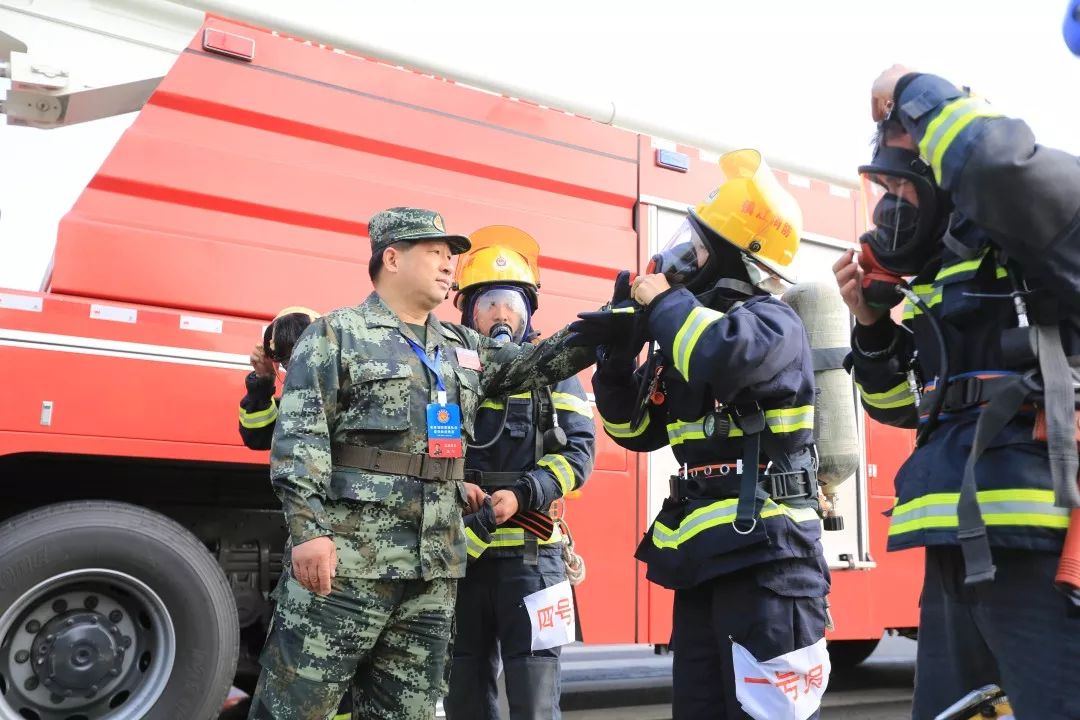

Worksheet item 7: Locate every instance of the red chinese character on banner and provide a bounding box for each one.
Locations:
[741,200,755,215]
[536,606,554,630]
[781,222,792,238]
[773,671,801,701]
[555,598,573,626]
[803,664,824,692]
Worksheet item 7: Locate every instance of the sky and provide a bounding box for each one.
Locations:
[2,0,1078,291]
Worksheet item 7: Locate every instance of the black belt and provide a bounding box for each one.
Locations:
[463,469,520,489]
[669,465,814,503]
[331,444,464,482]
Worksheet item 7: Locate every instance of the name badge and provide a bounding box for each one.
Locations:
[455,347,483,371]
[426,402,463,458]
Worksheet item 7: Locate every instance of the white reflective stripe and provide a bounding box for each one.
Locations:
[538,454,576,495]
[489,526,563,547]
[552,391,593,418]
[464,527,491,558]
[667,419,706,446]
[602,412,651,438]
[672,306,724,381]
[857,381,915,410]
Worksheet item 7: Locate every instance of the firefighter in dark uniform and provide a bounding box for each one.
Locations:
[570,150,830,720]
[835,66,1080,720]
[444,226,596,720]
[239,306,320,450]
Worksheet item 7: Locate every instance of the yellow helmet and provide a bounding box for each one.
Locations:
[691,149,802,280]
[453,226,541,311]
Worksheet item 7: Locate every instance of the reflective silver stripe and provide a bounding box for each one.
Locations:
[552,391,593,418]
[857,381,915,410]
[239,399,278,429]
[602,412,651,438]
[538,454,576,495]
[889,490,1071,536]
[764,406,814,433]
[672,306,725,381]
[489,526,563,547]
[464,527,491,558]
[918,97,1002,178]
[652,499,820,549]
[667,419,706,446]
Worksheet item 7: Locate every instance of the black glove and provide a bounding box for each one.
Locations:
[567,271,648,353]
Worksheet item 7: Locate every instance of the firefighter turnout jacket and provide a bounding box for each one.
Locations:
[593,286,824,589]
[849,74,1080,556]
[462,376,595,561]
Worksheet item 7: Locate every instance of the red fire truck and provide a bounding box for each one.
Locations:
[0,10,921,719]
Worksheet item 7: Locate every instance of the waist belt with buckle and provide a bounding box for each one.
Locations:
[463,469,520,489]
[670,462,814,503]
[331,443,464,482]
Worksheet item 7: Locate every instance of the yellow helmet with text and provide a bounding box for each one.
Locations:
[692,148,802,275]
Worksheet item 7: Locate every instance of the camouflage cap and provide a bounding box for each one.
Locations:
[368,207,471,256]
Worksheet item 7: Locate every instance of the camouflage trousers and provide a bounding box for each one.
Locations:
[248,573,457,720]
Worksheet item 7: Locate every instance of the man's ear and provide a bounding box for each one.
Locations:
[382,245,401,274]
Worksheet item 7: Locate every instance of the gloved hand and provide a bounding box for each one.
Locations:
[567,271,648,356]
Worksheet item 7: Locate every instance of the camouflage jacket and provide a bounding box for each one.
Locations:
[269,292,594,580]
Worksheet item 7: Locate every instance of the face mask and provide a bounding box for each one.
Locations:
[469,286,531,342]
[857,144,948,277]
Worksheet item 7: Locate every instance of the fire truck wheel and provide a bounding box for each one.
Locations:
[827,638,880,668]
[0,500,239,720]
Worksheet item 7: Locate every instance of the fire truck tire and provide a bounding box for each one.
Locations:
[827,638,880,668]
[0,500,239,720]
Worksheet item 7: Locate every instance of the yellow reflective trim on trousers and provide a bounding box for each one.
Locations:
[538,454,576,495]
[464,527,491,559]
[239,399,278,429]
[488,526,564,547]
[857,380,915,410]
[479,392,531,411]
[888,489,1070,536]
[602,412,651,439]
[651,499,820,549]
[672,306,725,381]
[552,391,594,419]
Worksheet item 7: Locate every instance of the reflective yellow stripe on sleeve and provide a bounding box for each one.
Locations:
[602,412,651,439]
[552,391,594,419]
[918,97,1003,180]
[857,380,916,410]
[672,306,725,381]
[239,398,278,429]
[464,527,492,559]
[538,454,576,495]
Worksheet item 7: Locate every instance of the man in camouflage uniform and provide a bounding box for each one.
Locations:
[247,207,596,720]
